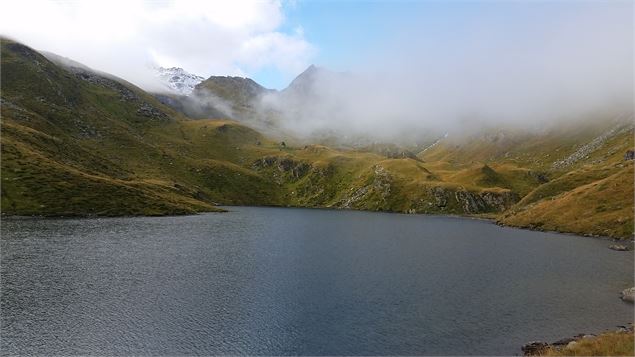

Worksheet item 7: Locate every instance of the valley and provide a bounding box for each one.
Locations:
[1,38,633,239]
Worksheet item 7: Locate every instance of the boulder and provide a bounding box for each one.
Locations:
[620,287,635,303]
[609,244,629,251]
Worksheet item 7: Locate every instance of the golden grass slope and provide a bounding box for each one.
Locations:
[499,162,634,238]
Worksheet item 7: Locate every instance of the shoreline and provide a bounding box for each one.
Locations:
[2,204,633,241]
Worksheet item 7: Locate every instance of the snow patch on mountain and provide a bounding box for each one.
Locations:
[155,67,204,95]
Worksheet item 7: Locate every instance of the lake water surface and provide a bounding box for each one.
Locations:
[1,206,633,355]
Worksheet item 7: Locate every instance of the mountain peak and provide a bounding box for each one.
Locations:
[155,66,204,96]
[283,64,327,95]
[299,64,323,77]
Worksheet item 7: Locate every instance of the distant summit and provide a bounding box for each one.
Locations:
[194,75,272,105]
[156,66,204,95]
[283,64,332,97]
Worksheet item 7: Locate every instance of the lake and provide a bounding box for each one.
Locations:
[1,206,633,355]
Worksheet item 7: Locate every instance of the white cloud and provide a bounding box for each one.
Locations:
[237,30,316,75]
[0,0,314,90]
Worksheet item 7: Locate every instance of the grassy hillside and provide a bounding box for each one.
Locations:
[1,39,633,239]
[420,121,634,238]
[0,39,266,215]
[499,162,634,238]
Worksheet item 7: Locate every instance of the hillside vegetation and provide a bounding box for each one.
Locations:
[1,39,633,239]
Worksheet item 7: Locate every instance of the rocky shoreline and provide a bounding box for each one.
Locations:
[522,324,634,355]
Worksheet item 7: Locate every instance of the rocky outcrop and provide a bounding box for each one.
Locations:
[551,123,630,169]
[338,165,392,209]
[620,287,634,303]
[72,68,138,102]
[430,186,448,208]
[71,67,169,121]
[252,156,311,179]
[625,150,635,161]
[455,189,518,214]
[136,102,168,120]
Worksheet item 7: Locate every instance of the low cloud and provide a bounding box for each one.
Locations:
[259,2,633,142]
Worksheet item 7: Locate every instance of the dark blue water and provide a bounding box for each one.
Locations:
[1,206,633,355]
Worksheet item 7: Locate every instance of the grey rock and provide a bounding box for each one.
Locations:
[609,244,629,251]
[430,187,448,208]
[620,287,635,303]
[552,120,632,169]
[136,102,168,120]
[455,189,518,214]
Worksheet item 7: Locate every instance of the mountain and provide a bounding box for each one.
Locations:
[195,76,272,106]
[282,64,328,97]
[153,65,341,128]
[1,38,633,239]
[153,75,276,128]
[155,66,204,95]
[0,38,280,215]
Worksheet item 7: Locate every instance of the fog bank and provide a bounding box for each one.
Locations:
[256,2,633,141]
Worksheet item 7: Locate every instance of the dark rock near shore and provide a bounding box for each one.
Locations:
[522,341,548,355]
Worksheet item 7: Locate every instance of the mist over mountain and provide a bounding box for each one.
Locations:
[4,1,630,145]
[150,1,633,145]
